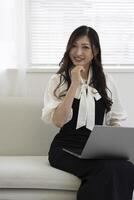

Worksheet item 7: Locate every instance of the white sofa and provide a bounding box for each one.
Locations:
[0,97,80,200]
[0,97,133,200]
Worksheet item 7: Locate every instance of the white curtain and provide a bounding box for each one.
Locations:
[0,0,28,97]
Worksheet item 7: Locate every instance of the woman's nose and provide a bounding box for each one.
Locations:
[75,47,83,56]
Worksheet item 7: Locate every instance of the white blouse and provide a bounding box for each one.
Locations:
[41,71,127,129]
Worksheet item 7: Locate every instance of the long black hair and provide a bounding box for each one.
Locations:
[54,25,112,112]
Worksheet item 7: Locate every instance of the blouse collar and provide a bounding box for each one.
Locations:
[76,67,101,130]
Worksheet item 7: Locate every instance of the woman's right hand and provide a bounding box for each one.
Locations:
[70,65,85,87]
[53,65,85,128]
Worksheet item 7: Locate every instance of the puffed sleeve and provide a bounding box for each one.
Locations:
[41,74,73,126]
[104,74,127,126]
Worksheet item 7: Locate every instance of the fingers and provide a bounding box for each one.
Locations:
[72,65,85,73]
[70,65,85,86]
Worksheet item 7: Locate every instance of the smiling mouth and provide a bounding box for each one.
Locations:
[73,58,84,62]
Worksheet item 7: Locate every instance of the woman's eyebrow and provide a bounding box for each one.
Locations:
[73,42,90,45]
[81,43,90,45]
[72,40,91,47]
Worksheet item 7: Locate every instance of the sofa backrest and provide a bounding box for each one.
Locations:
[0,97,59,155]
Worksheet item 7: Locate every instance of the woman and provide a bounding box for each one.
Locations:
[42,25,134,200]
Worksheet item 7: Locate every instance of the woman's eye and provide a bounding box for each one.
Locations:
[83,46,90,49]
[72,45,77,48]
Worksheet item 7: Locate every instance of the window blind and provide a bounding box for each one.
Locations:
[29,0,134,67]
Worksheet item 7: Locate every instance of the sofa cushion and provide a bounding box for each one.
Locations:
[0,97,59,156]
[0,156,80,191]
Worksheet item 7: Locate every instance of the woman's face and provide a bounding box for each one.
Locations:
[69,35,94,69]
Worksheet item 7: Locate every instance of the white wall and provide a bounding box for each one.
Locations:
[109,72,134,126]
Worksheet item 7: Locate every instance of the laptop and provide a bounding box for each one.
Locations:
[63,125,134,161]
